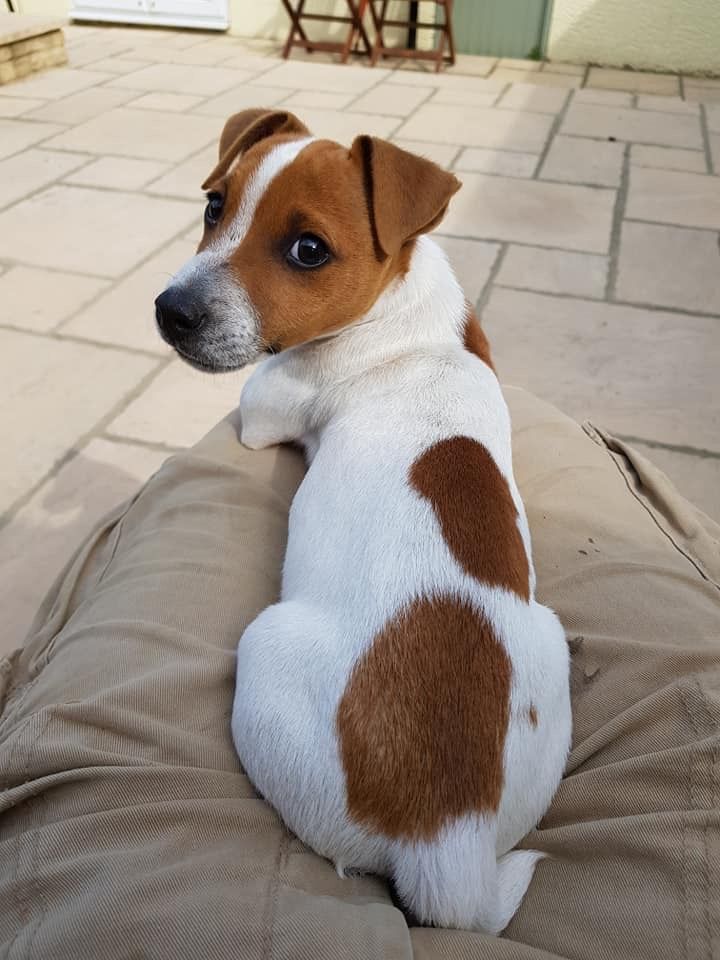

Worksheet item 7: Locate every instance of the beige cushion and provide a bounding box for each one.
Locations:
[1,387,718,959]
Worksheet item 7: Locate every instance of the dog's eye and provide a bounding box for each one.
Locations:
[287,234,330,270]
[205,192,224,226]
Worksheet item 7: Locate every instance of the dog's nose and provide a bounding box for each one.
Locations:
[155,287,206,337]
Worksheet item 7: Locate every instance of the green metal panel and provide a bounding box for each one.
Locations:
[450,0,550,59]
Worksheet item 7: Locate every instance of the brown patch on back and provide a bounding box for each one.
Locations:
[463,306,495,372]
[337,594,511,841]
[410,436,530,601]
[528,705,538,728]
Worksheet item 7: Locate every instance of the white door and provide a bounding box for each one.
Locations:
[72,0,228,31]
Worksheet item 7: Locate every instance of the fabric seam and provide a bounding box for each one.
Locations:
[582,422,720,593]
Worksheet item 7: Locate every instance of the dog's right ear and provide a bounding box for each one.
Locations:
[201,109,310,190]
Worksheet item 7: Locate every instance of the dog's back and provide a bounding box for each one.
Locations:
[233,298,570,932]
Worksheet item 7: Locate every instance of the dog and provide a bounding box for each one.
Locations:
[155,108,572,934]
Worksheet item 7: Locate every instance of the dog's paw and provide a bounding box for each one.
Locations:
[240,426,275,450]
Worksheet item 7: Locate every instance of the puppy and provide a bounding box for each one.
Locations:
[156,109,572,934]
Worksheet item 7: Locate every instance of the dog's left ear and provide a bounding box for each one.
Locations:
[201,109,310,190]
[351,135,461,258]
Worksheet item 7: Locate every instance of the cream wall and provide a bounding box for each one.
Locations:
[15,0,69,16]
[547,0,720,74]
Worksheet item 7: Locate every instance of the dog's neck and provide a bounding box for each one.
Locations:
[280,236,467,384]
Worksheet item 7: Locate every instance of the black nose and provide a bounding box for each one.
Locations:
[155,287,206,338]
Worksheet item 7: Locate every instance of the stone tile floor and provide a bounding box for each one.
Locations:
[1,23,719,650]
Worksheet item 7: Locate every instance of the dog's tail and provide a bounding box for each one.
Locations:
[391,823,543,934]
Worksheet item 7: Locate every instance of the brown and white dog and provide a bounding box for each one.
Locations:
[155,109,571,934]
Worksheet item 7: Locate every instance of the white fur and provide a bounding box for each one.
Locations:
[231,234,571,933]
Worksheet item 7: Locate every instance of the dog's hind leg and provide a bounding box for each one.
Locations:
[231,602,388,872]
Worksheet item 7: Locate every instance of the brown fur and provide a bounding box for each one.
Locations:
[202,109,310,188]
[228,139,413,350]
[336,595,511,841]
[528,706,538,728]
[463,306,495,372]
[351,135,461,258]
[409,436,530,601]
[199,113,460,351]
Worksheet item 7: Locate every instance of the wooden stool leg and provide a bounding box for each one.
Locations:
[281,0,310,58]
[445,0,456,65]
[343,0,371,62]
[370,0,389,65]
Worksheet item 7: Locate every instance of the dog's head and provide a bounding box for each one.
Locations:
[155,108,461,372]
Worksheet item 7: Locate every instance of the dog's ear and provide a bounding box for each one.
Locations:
[201,109,310,190]
[350,136,461,258]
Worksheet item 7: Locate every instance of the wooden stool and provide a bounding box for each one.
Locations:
[368,0,455,72]
[281,0,372,63]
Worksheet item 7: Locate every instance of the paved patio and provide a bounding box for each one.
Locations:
[1,24,719,650]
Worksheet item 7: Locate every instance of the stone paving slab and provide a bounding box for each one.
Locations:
[586,67,680,96]
[626,167,720,229]
[454,147,537,178]
[0,327,157,513]
[0,117,63,159]
[497,82,569,114]
[107,360,253,448]
[0,184,198,275]
[433,236,500,305]
[44,105,221,161]
[64,154,170,190]
[539,135,624,187]
[0,265,108,332]
[561,103,704,148]
[0,147,88,209]
[438,174,615,253]
[630,144,707,174]
[0,67,111,100]
[397,103,554,152]
[1,27,719,652]
[108,62,248,96]
[62,237,195,353]
[0,94,44,115]
[496,246,608,299]
[483,288,719,451]
[615,221,720,315]
[23,85,138,123]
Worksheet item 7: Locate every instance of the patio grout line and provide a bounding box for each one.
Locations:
[486,282,720,321]
[494,280,720,318]
[699,104,715,174]
[0,165,201,214]
[447,144,464,169]
[0,354,172,535]
[0,322,169,359]
[531,86,574,178]
[624,216,720,234]
[616,434,720,461]
[474,243,507,316]
[554,131,705,149]
[604,140,629,300]
[343,69,416,110]
[100,432,184,455]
